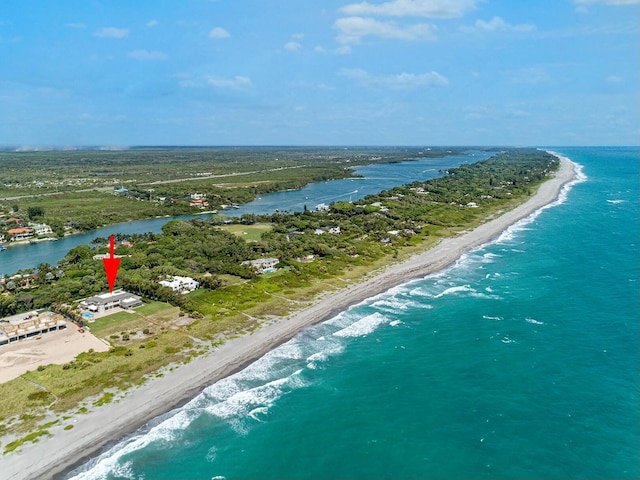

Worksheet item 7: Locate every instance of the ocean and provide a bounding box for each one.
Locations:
[69,147,638,480]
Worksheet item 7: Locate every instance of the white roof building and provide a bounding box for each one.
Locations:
[29,223,53,236]
[159,276,200,293]
[80,290,142,314]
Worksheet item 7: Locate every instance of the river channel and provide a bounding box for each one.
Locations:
[0,151,492,276]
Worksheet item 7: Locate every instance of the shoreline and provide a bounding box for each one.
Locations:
[3,154,578,480]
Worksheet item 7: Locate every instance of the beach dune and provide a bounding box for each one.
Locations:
[2,154,577,480]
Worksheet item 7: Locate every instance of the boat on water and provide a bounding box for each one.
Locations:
[0,245,6,252]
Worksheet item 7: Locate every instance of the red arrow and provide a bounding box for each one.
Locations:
[103,235,121,293]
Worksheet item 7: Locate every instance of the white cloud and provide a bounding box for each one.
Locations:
[335,16,436,43]
[65,23,85,29]
[285,41,302,51]
[462,16,536,33]
[606,75,623,82]
[574,0,639,4]
[341,0,477,18]
[128,49,168,61]
[292,33,305,40]
[94,27,130,39]
[314,45,352,55]
[339,68,449,89]
[206,75,252,89]
[209,27,230,39]
[147,20,159,27]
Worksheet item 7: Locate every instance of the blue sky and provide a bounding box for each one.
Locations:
[0,0,638,146]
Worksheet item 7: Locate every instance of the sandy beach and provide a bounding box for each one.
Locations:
[2,154,577,480]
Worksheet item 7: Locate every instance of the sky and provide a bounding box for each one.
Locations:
[0,0,638,146]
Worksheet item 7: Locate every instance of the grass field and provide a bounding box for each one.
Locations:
[216,223,272,242]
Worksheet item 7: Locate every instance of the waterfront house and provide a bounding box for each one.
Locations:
[242,258,280,274]
[79,290,142,314]
[159,276,200,293]
[189,198,209,208]
[29,223,53,236]
[7,227,34,241]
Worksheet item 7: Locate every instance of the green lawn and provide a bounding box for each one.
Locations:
[136,301,173,316]
[86,302,174,338]
[216,223,272,242]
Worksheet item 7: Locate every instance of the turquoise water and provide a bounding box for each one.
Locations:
[69,147,639,480]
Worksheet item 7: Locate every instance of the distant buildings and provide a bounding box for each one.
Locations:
[189,198,209,208]
[159,276,200,293]
[188,193,209,208]
[92,253,124,260]
[80,290,142,314]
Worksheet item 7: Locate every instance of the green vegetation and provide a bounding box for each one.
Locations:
[0,146,460,195]
[0,148,559,444]
[93,392,115,407]
[0,146,462,234]
[4,427,51,454]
